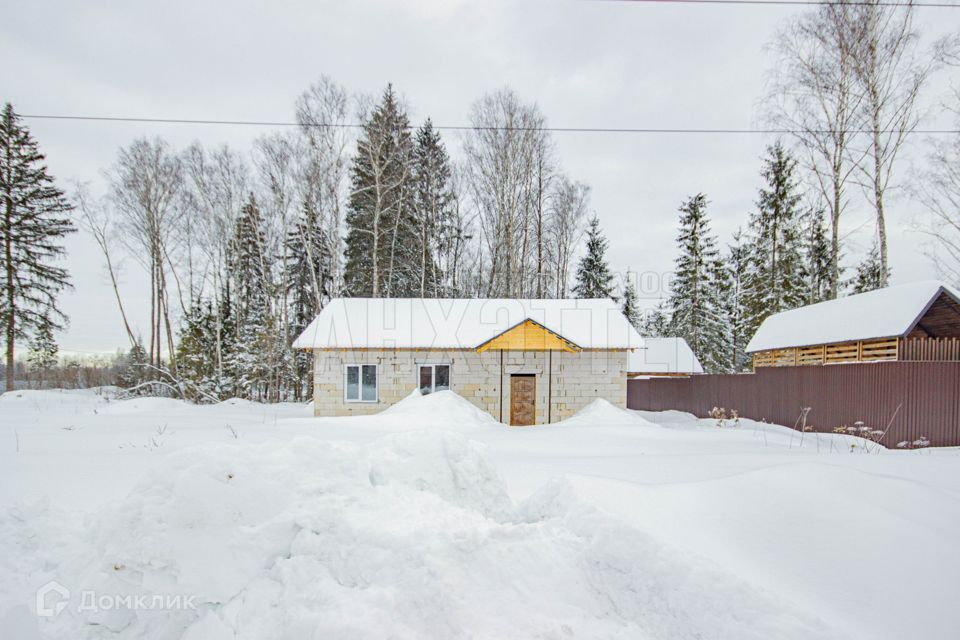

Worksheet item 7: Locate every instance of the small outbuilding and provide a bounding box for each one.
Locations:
[293,298,644,425]
[627,337,703,378]
[746,280,960,368]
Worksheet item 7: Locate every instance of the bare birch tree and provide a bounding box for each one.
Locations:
[181,142,248,378]
[913,83,960,285]
[295,76,349,297]
[547,176,590,298]
[73,183,137,350]
[463,89,545,297]
[848,0,953,286]
[106,138,183,372]
[764,4,864,299]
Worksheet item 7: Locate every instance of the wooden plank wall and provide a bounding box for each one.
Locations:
[627,361,960,447]
[754,337,899,368]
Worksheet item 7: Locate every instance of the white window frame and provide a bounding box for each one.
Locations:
[344,363,379,403]
[417,363,452,394]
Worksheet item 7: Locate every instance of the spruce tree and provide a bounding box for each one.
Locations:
[742,141,807,339]
[226,194,274,399]
[642,302,669,337]
[666,194,729,373]
[1,103,75,391]
[851,241,886,294]
[175,301,221,401]
[117,339,148,391]
[412,119,453,297]
[620,273,642,330]
[285,200,332,400]
[344,85,418,297]
[803,208,833,304]
[572,216,616,299]
[725,229,752,371]
[27,319,58,383]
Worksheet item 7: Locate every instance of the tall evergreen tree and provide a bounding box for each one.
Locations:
[851,241,886,294]
[742,141,807,339]
[725,229,752,372]
[226,194,274,399]
[285,200,333,400]
[620,272,642,330]
[666,194,729,373]
[412,119,453,297]
[1,103,74,391]
[803,207,833,304]
[344,85,418,297]
[572,216,616,299]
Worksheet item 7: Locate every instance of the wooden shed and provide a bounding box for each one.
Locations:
[746,281,960,368]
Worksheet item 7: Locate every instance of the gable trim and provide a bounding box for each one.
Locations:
[474,318,582,353]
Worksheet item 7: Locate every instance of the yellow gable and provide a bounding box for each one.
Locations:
[475,319,580,353]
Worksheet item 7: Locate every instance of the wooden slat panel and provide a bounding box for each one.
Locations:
[825,342,859,364]
[860,337,898,362]
[797,346,825,365]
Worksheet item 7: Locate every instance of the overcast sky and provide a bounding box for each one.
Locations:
[2,0,957,355]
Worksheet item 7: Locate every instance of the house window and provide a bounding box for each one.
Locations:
[345,364,378,402]
[418,364,451,394]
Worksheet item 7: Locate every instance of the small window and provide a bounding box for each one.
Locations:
[418,364,451,394]
[345,364,378,402]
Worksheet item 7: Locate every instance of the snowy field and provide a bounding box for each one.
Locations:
[1,389,959,639]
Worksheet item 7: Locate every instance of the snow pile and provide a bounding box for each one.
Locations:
[378,389,499,429]
[14,430,841,639]
[556,398,658,427]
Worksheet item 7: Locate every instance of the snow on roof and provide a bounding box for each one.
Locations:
[745,280,958,353]
[292,298,645,350]
[627,337,703,374]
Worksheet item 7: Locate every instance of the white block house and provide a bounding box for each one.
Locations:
[293,298,644,425]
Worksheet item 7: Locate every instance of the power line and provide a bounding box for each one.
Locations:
[17,113,960,135]
[602,0,960,8]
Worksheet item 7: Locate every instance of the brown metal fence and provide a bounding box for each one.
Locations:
[627,361,960,447]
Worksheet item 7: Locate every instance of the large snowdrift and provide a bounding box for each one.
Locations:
[5,430,841,639]
[3,389,960,639]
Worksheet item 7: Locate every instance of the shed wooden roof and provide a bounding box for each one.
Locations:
[746,281,960,353]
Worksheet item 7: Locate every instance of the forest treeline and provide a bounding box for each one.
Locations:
[2,1,958,398]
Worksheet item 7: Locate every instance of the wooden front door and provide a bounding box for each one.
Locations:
[510,375,536,426]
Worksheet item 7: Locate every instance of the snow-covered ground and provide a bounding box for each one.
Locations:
[1,389,958,639]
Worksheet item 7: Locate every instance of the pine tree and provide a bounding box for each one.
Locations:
[725,229,752,371]
[26,319,58,383]
[412,119,454,297]
[620,273,642,330]
[642,302,669,337]
[666,194,730,372]
[803,208,833,304]
[572,216,616,299]
[742,141,807,339]
[226,194,274,400]
[175,301,221,401]
[116,339,148,390]
[1,103,75,391]
[285,201,333,400]
[851,241,886,294]
[344,85,418,297]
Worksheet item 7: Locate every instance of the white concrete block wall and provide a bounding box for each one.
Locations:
[312,349,630,424]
